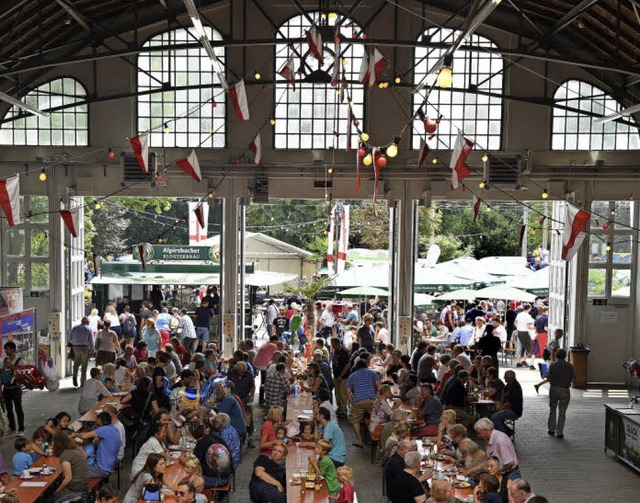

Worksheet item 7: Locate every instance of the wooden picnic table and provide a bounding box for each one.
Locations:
[6,455,62,502]
[71,395,124,429]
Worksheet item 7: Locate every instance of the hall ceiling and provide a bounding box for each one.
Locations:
[0,0,639,99]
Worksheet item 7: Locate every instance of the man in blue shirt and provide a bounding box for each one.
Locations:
[74,411,121,478]
[194,299,213,352]
[346,357,380,447]
[69,317,95,387]
[317,406,346,468]
[214,383,247,439]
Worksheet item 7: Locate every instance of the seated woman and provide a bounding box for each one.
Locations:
[115,358,134,389]
[396,354,413,384]
[437,410,458,452]
[52,431,89,503]
[249,440,287,503]
[426,479,454,503]
[457,439,486,477]
[369,385,401,437]
[259,406,285,456]
[385,350,404,382]
[473,473,502,503]
[400,373,420,404]
[379,409,406,458]
[130,424,168,479]
[484,367,505,403]
[439,423,467,461]
[123,345,137,368]
[77,368,112,415]
[484,456,509,503]
[45,412,72,438]
[468,356,483,384]
[382,421,411,462]
[303,362,329,398]
[123,453,167,503]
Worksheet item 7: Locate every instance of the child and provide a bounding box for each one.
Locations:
[332,466,355,503]
[298,422,317,448]
[115,358,134,388]
[103,377,117,394]
[123,345,137,368]
[308,439,341,497]
[30,427,48,462]
[534,328,564,393]
[275,426,289,444]
[12,437,33,475]
[134,341,149,363]
[100,363,117,385]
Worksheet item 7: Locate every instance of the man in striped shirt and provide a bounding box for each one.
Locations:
[347,356,380,447]
[547,348,574,439]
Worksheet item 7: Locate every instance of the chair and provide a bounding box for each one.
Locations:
[370,426,382,463]
[504,418,516,441]
[115,459,122,489]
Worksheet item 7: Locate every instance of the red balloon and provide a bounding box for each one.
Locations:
[377,156,387,167]
[603,222,610,230]
[358,148,366,157]
[424,117,438,134]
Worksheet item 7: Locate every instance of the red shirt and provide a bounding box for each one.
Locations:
[337,483,354,503]
[259,420,276,456]
[133,347,148,362]
[253,342,277,370]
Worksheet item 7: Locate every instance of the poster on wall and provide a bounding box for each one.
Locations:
[0,288,23,317]
[620,414,640,471]
[0,308,36,363]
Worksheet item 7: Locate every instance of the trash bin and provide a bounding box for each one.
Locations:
[569,346,591,389]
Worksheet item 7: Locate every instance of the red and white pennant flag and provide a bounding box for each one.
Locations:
[278,56,296,90]
[326,206,336,275]
[60,204,80,237]
[472,195,482,223]
[418,140,430,168]
[359,48,386,87]
[176,150,202,182]
[562,203,591,261]
[129,133,149,173]
[450,131,474,190]
[249,134,262,165]
[138,244,147,270]
[305,27,323,65]
[336,205,350,274]
[0,174,20,227]
[229,80,250,122]
[193,202,206,230]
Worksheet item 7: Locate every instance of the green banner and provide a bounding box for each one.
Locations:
[134,244,220,262]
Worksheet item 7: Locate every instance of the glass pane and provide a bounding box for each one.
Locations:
[611,269,631,297]
[614,200,633,228]
[7,229,25,256]
[31,230,49,257]
[31,263,49,290]
[7,263,25,288]
[612,236,632,264]
[30,196,49,222]
[588,234,607,263]
[587,269,607,297]
[590,201,610,227]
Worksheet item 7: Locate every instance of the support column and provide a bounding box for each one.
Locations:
[393,181,418,353]
[221,185,239,355]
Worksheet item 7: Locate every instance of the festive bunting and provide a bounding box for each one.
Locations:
[423,116,438,134]
[326,206,335,274]
[472,195,481,223]
[331,41,341,87]
[176,150,202,182]
[129,133,149,173]
[562,203,591,261]
[138,244,146,270]
[373,148,381,217]
[519,225,526,247]
[418,140,430,168]
[450,131,474,190]
[193,202,206,230]
[92,252,98,276]
[0,175,20,227]
[305,27,324,65]
[229,80,250,122]
[359,48,386,87]
[355,142,362,193]
[249,134,262,165]
[60,205,80,237]
[188,201,209,244]
[278,56,296,90]
[337,205,350,274]
[539,216,547,226]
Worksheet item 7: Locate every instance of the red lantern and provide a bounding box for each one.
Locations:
[377,156,388,167]
[603,222,610,230]
[358,148,366,157]
[424,117,438,134]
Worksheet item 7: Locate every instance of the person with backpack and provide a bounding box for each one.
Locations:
[2,341,26,436]
[120,306,137,348]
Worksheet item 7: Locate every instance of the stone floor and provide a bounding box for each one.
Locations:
[2,361,640,502]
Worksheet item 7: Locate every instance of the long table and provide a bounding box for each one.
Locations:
[6,454,62,501]
[71,395,124,430]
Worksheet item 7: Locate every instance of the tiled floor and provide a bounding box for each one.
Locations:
[2,364,640,502]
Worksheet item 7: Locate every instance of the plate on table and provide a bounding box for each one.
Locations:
[289,479,301,486]
[454,481,471,489]
[20,474,33,480]
[169,452,181,459]
[169,445,182,451]
[112,392,128,397]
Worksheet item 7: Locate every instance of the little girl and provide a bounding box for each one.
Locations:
[275,426,289,444]
[308,439,341,497]
[100,363,117,385]
[115,358,134,388]
[332,466,354,503]
[298,422,316,448]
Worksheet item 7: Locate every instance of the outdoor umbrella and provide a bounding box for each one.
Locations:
[414,293,436,306]
[337,286,389,297]
[433,288,479,301]
[474,285,537,302]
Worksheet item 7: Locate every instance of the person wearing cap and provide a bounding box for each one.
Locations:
[177,308,197,355]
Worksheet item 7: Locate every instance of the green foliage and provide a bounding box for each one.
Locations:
[350,201,390,249]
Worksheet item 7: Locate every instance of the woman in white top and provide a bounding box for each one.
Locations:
[123,453,167,503]
[95,320,121,366]
[472,316,486,345]
[88,308,101,335]
[77,367,112,414]
[369,384,401,435]
[103,304,122,340]
[130,424,168,479]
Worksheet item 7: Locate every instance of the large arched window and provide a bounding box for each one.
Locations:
[138,26,225,148]
[0,77,88,146]
[274,14,365,149]
[413,28,503,150]
[552,80,640,150]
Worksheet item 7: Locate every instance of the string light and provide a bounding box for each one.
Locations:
[108,147,116,159]
[94,202,102,210]
[387,136,400,158]
[395,76,401,84]
[479,180,486,189]
[164,122,170,134]
[432,157,438,164]
[39,167,47,182]
[542,188,549,199]
[63,243,68,251]
[342,58,348,66]
[254,70,261,80]
[207,192,214,199]
[437,65,453,89]
[360,133,369,142]
[363,153,373,166]
[327,167,334,174]
[270,118,276,126]
[158,238,164,244]
[328,11,337,19]
[606,242,612,251]
[482,154,489,163]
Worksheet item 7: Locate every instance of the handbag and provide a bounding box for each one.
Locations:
[117,391,152,428]
[142,483,162,502]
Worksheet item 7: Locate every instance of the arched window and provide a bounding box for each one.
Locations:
[413,28,503,150]
[138,26,225,148]
[0,77,88,146]
[274,14,365,149]
[552,80,640,150]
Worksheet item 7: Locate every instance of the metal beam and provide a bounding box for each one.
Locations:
[53,0,92,33]
[548,0,601,37]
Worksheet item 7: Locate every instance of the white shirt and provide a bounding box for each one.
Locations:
[494,324,508,344]
[105,312,120,327]
[320,309,335,328]
[114,420,126,461]
[131,437,166,478]
[515,312,535,336]
[320,400,337,423]
[437,363,449,382]
[88,315,101,333]
[377,328,390,345]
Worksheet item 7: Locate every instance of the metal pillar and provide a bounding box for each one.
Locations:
[569,183,592,347]
[221,188,239,355]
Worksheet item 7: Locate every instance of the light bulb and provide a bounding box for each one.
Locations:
[95,202,102,210]
[39,168,47,182]
[328,167,334,174]
[270,118,276,125]
[531,228,536,234]
[164,122,170,134]
[432,158,438,164]
[335,89,340,95]
[606,242,612,251]
[328,12,337,19]
[254,70,261,80]
[158,238,164,244]
[108,147,116,159]
[542,188,549,199]
[387,144,398,158]
[482,154,489,162]
[479,180,486,189]
[207,192,214,199]
[363,154,373,166]
[395,76,401,84]
[342,58,348,66]
[437,66,453,88]
[360,133,369,142]
[485,206,491,212]
[63,244,68,251]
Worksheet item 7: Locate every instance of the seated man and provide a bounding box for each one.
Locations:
[474,418,521,481]
[490,370,522,436]
[73,411,121,478]
[417,384,442,437]
[442,370,474,428]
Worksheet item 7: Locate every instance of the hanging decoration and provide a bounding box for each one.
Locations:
[128,133,149,173]
[193,202,206,230]
[472,195,481,223]
[355,142,363,193]
[176,150,202,182]
[336,204,350,274]
[229,80,250,122]
[305,27,324,65]
[418,140,430,168]
[372,147,381,216]
[519,225,526,247]
[278,56,296,90]
[561,203,591,261]
[249,134,262,165]
[138,244,147,270]
[359,48,386,87]
[449,131,474,190]
[326,206,336,274]
[0,174,20,227]
[59,203,80,237]
[188,201,209,244]
[92,252,99,276]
